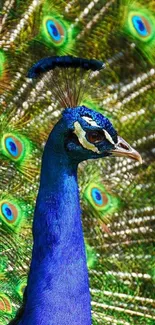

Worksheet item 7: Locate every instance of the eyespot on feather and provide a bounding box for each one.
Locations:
[1,133,32,165]
[0,201,18,224]
[84,182,119,216]
[0,294,12,314]
[0,198,27,229]
[120,1,155,64]
[129,11,153,41]
[16,279,27,299]
[46,19,65,43]
[2,134,24,161]
[91,187,109,207]
[132,15,151,37]
[43,17,67,47]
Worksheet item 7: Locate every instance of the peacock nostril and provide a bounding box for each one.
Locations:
[118,142,129,150]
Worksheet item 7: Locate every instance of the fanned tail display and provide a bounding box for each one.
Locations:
[0,0,155,324]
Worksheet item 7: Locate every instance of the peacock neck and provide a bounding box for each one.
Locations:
[20,122,92,325]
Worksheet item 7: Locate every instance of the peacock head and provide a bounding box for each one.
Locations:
[59,105,142,164]
[28,56,141,165]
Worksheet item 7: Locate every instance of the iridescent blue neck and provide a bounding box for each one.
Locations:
[19,120,92,325]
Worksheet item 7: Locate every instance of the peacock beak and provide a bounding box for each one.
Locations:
[110,136,142,163]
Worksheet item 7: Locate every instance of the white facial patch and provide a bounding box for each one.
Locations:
[82,116,100,128]
[103,129,115,145]
[73,122,100,154]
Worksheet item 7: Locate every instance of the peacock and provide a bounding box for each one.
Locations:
[0,0,155,325]
[8,56,143,325]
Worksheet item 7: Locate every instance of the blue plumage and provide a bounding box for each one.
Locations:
[10,105,141,325]
[27,56,104,78]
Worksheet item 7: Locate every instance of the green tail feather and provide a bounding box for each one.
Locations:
[0,0,155,324]
[120,0,155,64]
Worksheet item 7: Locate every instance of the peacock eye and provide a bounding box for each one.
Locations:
[0,201,18,224]
[86,130,106,144]
[46,20,62,42]
[132,15,151,37]
[2,135,24,161]
[45,18,66,46]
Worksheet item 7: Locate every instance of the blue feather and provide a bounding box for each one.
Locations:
[9,104,141,324]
